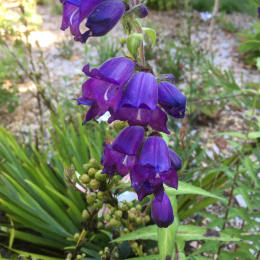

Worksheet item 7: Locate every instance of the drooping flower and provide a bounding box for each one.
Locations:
[151,192,174,228]
[60,0,103,43]
[101,126,145,177]
[108,72,170,134]
[258,6,260,17]
[77,57,135,124]
[158,81,187,118]
[82,0,126,43]
[130,136,178,202]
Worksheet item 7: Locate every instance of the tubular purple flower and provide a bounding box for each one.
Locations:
[101,126,145,177]
[151,192,174,228]
[60,0,103,43]
[168,149,182,171]
[130,136,178,201]
[82,0,126,43]
[258,6,260,17]
[77,57,135,124]
[108,72,170,134]
[132,4,149,18]
[158,81,187,119]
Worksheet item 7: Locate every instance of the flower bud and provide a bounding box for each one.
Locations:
[83,163,90,172]
[110,218,118,227]
[123,228,129,233]
[86,193,96,205]
[110,207,116,215]
[88,168,98,177]
[94,199,103,209]
[80,174,90,184]
[127,201,134,208]
[101,255,106,260]
[66,253,72,260]
[90,179,100,190]
[115,220,121,228]
[128,212,135,221]
[95,170,107,181]
[135,217,141,225]
[105,214,112,222]
[74,233,80,240]
[114,252,119,259]
[136,205,142,211]
[82,210,90,220]
[76,255,82,260]
[99,251,104,256]
[114,120,128,131]
[131,242,138,249]
[121,204,128,211]
[97,222,103,229]
[89,158,100,169]
[97,191,104,200]
[114,210,122,220]
[144,215,151,223]
[132,4,149,18]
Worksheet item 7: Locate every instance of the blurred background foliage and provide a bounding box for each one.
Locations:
[0,0,260,259]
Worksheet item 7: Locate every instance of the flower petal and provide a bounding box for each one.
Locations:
[168,149,182,171]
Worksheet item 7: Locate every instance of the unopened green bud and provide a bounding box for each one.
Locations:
[114,252,119,258]
[135,217,141,225]
[114,210,122,220]
[114,120,128,130]
[110,218,117,227]
[97,222,103,229]
[86,193,96,205]
[130,207,137,213]
[82,209,90,220]
[74,233,80,240]
[105,214,112,222]
[97,191,104,200]
[90,179,100,190]
[123,228,129,233]
[88,168,98,177]
[76,255,82,260]
[131,242,138,249]
[83,163,90,172]
[128,212,135,221]
[121,204,128,211]
[99,251,104,256]
[136,204,142,211]
[145,215,151,223]
[127,201,134,208]
[89,158,100,169]
[104,247,109,253]
[101,255,106,260]
[94,199,103,209]
[117,180,124,185]
[95,170,107,181]
[154,247,159,254]
[115,220,121,228]
[80,174,90,184]
[66,253,73,260]
[110,207,116,215]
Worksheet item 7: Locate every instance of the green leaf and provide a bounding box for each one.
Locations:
[126,33,143,59]
[242,156,259,187]
[161,132,169,145]
[214,132,246,140]
[257,57,260,70]
[248,131,260,139]
[126,256,160,260]
[165,181,226,202]
[143,27,156,46]
[158,196,178,260]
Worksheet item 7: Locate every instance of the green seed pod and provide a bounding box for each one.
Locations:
[105,214,112,222]
[127,201,134,208]
[95,170,107,181]
[121,204,128,211]
[90,179,100,190]
[131,242,138,249]
[74,233,80,240]
[145,215,151,223]
[82,209,90,220]
[97,191,104,200]
[83,163,90,172]
[94,199,103,209]
[80,174,91,184]
[135,217,141,225]
[109,218,118,227]
[89,158,100,169]
[97,222,103,229]
[88,168,98,177]
[114,210,123,220]
[136,204,142,211]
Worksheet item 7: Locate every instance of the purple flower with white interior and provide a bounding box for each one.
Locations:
[60,0,103,43]
[151,192,174,228]
[130,136,178,202]
[158,81,187,118]
[108,72,170,134]
[82,0,126,43]
[77,57,135,124]
[101,126,145,177]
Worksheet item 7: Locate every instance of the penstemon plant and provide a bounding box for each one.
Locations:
[58,1,242,259]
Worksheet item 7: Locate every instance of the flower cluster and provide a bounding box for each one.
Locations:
[60,0,187,228]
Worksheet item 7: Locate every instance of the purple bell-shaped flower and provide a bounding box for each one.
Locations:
[151,192,174,228]
[101,126,145,177]
[60,0,103,43]
[82,0,126,43]
[77,57,135,124]
[130,136,178,201]
[158,81,187,118]
[108,72,170,134]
